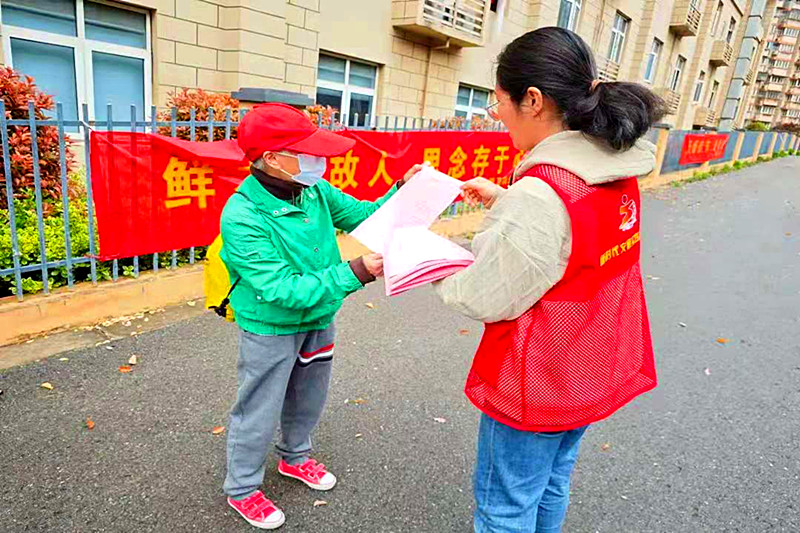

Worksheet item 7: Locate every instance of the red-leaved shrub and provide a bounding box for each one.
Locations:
[0,67,76,211]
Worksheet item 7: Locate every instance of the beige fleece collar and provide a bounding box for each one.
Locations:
[513,130,657,185]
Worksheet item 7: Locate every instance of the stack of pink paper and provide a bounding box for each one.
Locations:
[351,166,474,296]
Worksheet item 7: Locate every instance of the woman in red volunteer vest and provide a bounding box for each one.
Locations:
[435,28,666,532]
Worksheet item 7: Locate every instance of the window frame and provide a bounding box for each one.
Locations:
[708,80,720,108]
[0,0,153,122]
[711,1,723,37]
[556,0,582,32]
[669,55,686,92]
[726,17,736,44]
[455,84,491,120]
[607,12,630,64]
[316,52,378,127]
[693,71,706,103]
[643,38,662,83]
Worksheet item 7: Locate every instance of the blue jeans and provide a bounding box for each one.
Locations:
[474,414,588,533]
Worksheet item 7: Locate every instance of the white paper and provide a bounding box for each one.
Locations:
[350,166,464,253]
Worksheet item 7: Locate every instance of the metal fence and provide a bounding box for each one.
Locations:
[739,131,761,159]
[661,130,704,174]
[711,132,739,165]
[0,104,499,301]
[759,132,775,156]
[3,103,797,303]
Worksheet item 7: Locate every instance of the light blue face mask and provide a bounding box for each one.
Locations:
[277,152,327,187]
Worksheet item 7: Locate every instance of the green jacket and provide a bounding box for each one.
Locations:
[220,175,398,336]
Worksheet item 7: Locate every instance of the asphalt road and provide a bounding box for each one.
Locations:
[1,158,799,533]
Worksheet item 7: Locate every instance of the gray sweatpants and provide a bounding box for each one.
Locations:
[223,326,335,498]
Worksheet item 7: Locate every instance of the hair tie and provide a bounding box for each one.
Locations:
[590,79,602,92]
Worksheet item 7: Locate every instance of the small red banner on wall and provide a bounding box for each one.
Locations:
[679,133,728,165]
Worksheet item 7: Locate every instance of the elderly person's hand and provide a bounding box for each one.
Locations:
[401,163,426,184]
[362,253,384,278]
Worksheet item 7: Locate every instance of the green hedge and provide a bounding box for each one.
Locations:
[1,175,206,297]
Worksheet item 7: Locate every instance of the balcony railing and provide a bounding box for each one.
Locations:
[710,40,734,67]
[693,107,718,127]
[596,57,621,82]
[393,0,490,48]
[670,0,702,37]
[654,87,682,115]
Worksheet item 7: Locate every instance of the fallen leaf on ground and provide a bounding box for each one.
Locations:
[704,368,712,376]
[459,329,470,335]
[433,417,447,424]
[118,365,132,373]
[86,419,95,430]
[716,338,729,344]
[186,301,197,307]
[212,426,226,435]
[646,275,661,281]
[59,357,69,362]
[355,433,363,439]
[313,500,328,507]
[105,346,114,351]
[128,355,138,365]
[620,495,629,501]
[365,302,375,309]
[678,322,687,328]
[40,382,54,390]
[350,397,367,405]
[601,443,611,451]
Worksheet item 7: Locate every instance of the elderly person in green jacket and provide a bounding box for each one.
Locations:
[220,103,420,530]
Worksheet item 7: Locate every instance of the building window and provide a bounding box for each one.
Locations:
[759,106,775,115]
[711,1,724,37]
[693,71,705,103]
[726,17,736,44]
[643,38,662,83]
[557,0,582,31]
[783,28,800,37]
[772,60,791,69]
[316,53,377,127]
[708,80,720,107]
[769,75,785,83]
[455,84,490,119]
[607,12,629,64]
[1,0,151,128]
[669,56,686,91]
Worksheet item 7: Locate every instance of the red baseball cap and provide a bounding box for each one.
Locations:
[237,103,355,161]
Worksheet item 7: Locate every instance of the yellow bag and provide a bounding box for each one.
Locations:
[204,234,238,322]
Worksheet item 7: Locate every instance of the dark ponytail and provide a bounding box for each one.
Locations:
[496,27,666,151]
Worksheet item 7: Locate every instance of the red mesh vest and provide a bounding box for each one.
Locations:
[466,164,657,432]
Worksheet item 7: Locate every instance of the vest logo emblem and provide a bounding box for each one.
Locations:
[619,194,637,232]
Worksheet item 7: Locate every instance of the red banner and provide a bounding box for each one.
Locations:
[327,130,519,201]
[90,130,518,260]
[679,133,728,165]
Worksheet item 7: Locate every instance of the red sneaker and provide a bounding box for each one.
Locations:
[278,458,337,491]
[227,490,285,530]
